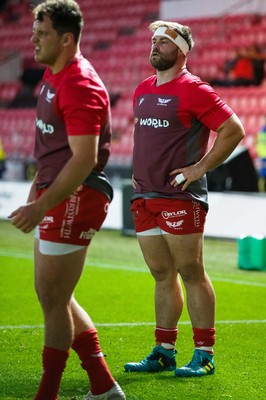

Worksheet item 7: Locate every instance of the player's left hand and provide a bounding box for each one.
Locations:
[169,164,205,190]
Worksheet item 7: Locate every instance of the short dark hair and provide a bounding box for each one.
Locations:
[33,0,83,44]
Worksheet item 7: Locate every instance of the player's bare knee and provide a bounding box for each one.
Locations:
[37,285,68,312]
[150,266,177,282]
[179,263,205,285]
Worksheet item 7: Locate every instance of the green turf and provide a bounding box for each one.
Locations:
[0,220,266,399]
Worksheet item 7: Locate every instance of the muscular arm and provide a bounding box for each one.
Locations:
[195,113,245,172]
[9,134,99,232]
[36,134,98,211]
[170,113,245,189]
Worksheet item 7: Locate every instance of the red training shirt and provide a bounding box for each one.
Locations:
[133,70,234,209]
[35,54,112,199]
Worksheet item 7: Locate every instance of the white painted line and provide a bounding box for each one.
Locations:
[1,251,266,288]
[0,319,265,330]
[87,262,266,287]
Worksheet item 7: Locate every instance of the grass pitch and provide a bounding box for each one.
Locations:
[0,220,266,399]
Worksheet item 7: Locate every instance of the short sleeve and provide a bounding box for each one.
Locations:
[57,75,107,136]
[189,81,233,131]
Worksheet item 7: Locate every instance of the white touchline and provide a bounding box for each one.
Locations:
[0,319,266,330]
[1,249,266,288]
[88,262,266,287]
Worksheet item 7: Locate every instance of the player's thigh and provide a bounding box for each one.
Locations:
[34,239,87,302]
[163,232,204,277]
[137,234,176,275]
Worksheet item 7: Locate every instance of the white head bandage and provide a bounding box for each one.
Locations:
[152,26,189,55]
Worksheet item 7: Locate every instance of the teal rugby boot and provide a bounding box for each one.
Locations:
[174,349,215,377]
[124,345,176,372]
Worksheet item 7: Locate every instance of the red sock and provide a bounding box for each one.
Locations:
[34,346,69,400]
[155,326,178,349]
[193,327,216,353]
[72,328,114,395]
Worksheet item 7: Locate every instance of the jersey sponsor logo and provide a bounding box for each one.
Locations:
[46,89,55,103]
[41,225,49,229]
[166,220,184,229]
[61,191,80,239]
[36,117,55,135]
[79,228,96,240]
[40,216,54,228]
[139,118,170,128]
[157,97,172,106]
[162,210,187,219]
[42,216,54,223]
[193,201,201,227]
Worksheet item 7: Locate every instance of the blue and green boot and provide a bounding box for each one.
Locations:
[174,349,215,377]
[124,345,176,372]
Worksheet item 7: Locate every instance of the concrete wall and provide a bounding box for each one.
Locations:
[161,0,266,20]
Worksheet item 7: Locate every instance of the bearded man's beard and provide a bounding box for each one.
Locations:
[149,52,178,71]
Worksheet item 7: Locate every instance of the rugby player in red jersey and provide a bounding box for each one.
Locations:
[124,20,245,378]
[9,1,125,399]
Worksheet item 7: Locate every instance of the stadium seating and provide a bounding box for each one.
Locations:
[0,81,22,105]
[0,2,266,165]
[0,108,36,158]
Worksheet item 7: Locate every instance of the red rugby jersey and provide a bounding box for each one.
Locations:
[34,54,112,198]
[133,70,233,208]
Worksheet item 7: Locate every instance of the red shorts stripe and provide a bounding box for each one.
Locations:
[131,198,207,235]
[38,185,110,246]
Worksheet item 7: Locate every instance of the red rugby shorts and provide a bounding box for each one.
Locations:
[38,185,110,245]
[131,198,207,235]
